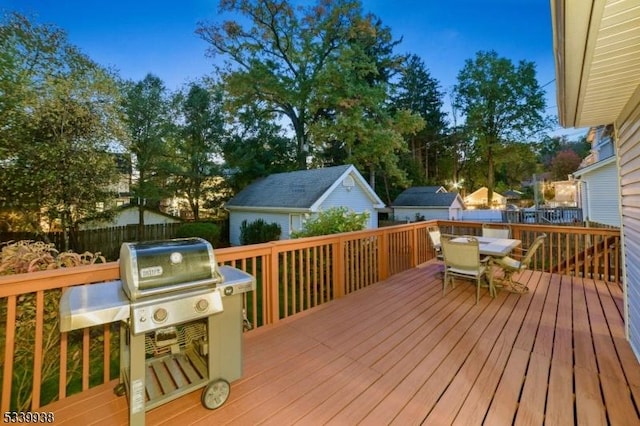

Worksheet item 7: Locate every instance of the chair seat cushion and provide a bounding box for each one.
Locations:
[493,256,521,270]
[447,265,487,277]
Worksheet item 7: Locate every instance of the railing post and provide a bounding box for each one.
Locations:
[334,237,345,298]
[411,224,418,268]
[379,229,389,280]
[268,243,280,324]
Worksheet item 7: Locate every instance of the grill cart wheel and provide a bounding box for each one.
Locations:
[202,379,230,409]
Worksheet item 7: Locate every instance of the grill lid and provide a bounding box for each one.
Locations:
[120,238,222,300]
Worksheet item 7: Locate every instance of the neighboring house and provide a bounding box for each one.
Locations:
[573,125,620,227]
[551,0,640,361]
[548,180,577,208]
[391,187,465,221]
[224,164,385,245]
[503,189,523,202]
[108,153,133,208]
[79,205,181,230]
[464,187,507,209]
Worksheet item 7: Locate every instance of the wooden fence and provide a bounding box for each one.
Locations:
[1,223,183,261]
[0,220,622,412]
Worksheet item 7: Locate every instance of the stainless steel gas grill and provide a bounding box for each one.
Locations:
[59,238,255,426]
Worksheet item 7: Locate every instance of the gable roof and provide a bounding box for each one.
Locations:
[225,164,384,210]
[465,187,506,201]
[392,188,461,208]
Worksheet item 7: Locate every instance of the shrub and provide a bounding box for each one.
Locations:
[240,219,281,245]
[0,240,107,410]
[291,207,369,238]
[175,222,221,246]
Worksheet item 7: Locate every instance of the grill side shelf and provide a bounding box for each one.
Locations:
[59,280,130,332]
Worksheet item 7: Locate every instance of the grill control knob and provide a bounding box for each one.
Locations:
[195,299,209,313]
[153,308,168,323]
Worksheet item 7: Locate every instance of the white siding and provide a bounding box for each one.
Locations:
[461,209,503,222]
[617,93,640,360]
[577,160,621,227]
[228,211,289,246]
[319,182,379,228]
[393,208,450,221]
[80,208,180,230]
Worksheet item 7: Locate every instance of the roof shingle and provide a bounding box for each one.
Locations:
[225,165,352,208]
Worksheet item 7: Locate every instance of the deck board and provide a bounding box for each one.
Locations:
[43,262,640,425]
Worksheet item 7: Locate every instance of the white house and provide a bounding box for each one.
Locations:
[573,126,620,227]
[551,0,640,361]
[391,187,465,221]
[464,187,507,210]
[224,164,385,245]
[79,206,181,230]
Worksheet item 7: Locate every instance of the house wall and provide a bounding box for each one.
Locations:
[617,90,640,360]
[80,208,180,230]
[464,188,507,209]
[577,161,620,227]
[393,208,450,221]
[228,211,290,246]
[319,183,379,228]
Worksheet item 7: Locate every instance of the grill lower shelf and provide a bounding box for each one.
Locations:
[123,345,209,411]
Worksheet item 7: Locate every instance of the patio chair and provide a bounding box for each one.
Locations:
[427,225,444,278]
[491,233,547,293]
[440,235,494,304]
[482,223,512,239]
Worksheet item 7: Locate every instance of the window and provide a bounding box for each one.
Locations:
[290,214,303,234]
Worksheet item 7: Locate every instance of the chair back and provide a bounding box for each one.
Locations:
[440,235,481,271]
[482,223,511,239]
[427,225,441,248]
[520,233,547,269]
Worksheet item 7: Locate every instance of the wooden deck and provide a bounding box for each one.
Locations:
[44,262,640,425]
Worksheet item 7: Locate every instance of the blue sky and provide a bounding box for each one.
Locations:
[1,0,583,138]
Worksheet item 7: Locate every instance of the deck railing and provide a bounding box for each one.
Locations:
[0,221,621,411]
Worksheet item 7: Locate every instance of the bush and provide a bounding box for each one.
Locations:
[0,240,107,410]
[240,219,281,245]
[291,207,369,238]
[175,222,221,246]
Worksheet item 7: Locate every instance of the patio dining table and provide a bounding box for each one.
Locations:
[451,236,521,257]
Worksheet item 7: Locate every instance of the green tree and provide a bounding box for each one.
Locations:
[391,54,448,183]
[495,142,539,188]
[311,16,424,189]
[122,74,172,237]
[0,13,122,245]
[170,82,226,220]
[197,0,422,179]
[453,50,550,205]
[223,105,297,192]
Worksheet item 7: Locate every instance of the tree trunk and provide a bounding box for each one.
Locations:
[291,111,307,169]
[369,166,376,190]
[487,144,494,207]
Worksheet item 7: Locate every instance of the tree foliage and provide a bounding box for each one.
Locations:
[550,149,582,180]
[169,82,226,220]
[453,50,550,204]
[0,13,123,240]
[240,219,282,245]
[391,54,447,184]
[122,73,172,235]
[223,105,298,192]
[291,207,369,238]
[198,0,423,184]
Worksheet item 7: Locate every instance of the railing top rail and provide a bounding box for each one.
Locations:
[0,262,120,298]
